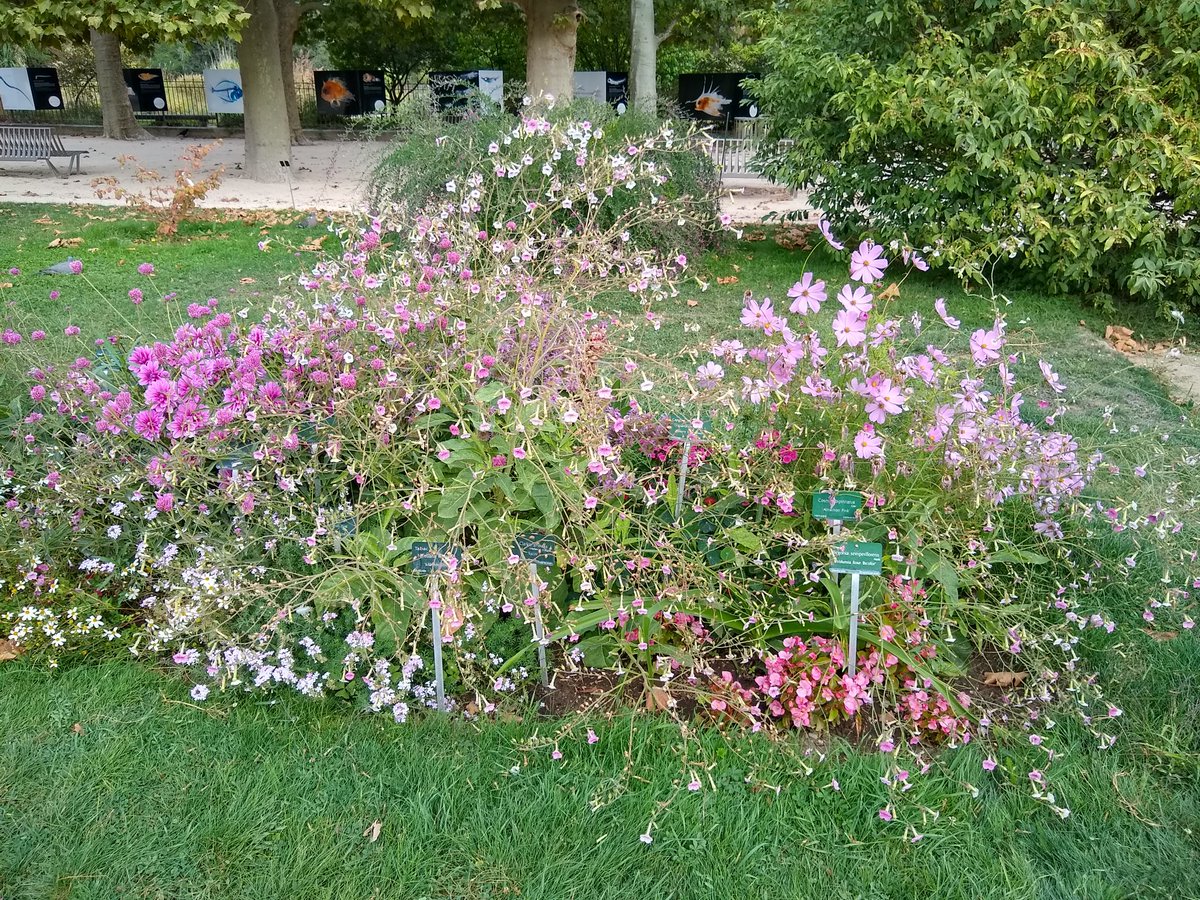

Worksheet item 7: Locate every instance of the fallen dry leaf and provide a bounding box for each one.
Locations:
[33,216,58,225]
[743,230,767,242]
[0,282,12,290]
[0,639,20,661]
[645,686,673,711]
[298,235,329,252]
[1105,324,1147,354]
[239,277,257,284]
[716,276,739,286]
[983,671,1027,688]
[48,237,83,249]
[686,299,698,308]
[878,283,901,302]
[1142,629,1178,641]
[363,820,382,843]
[71,723,84,735]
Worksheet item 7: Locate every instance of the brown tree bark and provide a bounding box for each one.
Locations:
[524,0,581,104]
[275,0,311,144]
[238,0,292,181]
[89,28,148,139]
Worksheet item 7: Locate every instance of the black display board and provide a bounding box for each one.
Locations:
[605,72,628,110]
[314,70,386,117]
[122,68,167,112]
[27,68,63,110]
[677,73,759,129]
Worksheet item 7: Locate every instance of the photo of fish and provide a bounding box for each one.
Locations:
[203,69,245,113]
[320,77,355,109]
[677,73,760,129]
[691,85,730,118]
[122,68,168,113]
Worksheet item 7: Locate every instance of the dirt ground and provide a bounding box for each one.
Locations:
[0,134,815,222]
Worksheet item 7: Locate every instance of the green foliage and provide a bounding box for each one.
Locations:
[753,0,1200,315]
[0,0,250,44]
[369,103,723,258]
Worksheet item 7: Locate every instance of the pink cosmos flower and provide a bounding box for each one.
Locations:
[832,308,867,347]
[853,424,884,460]
[787,273,826,315]
[818,219,844,251]
[970,327,1004,366]
[933,297,960,330]
[849,241,887,284]
[837,284,873,314]
[1039,360,1065,394]
[740,296,784,334]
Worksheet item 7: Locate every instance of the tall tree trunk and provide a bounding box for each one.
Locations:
[275,0,310,144]
[0,95,7,122]
[525,0,580,103]
[629,0,656,115]
[238,0,292,182]
[89,29,148,140]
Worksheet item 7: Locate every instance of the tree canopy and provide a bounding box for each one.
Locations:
[754,0,1200,313]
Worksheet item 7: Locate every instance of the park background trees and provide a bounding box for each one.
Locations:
[753,0,1200,313]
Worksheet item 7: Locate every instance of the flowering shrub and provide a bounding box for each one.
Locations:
[0,111,1192,764]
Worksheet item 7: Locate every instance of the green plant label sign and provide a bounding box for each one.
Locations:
[513,531,557,567]
[831,541,882,575]
[812,491,863,521]
[410,541,461,574]
[668,415,709,440]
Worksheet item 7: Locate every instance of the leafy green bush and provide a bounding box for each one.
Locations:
[368,100,724,259]
[752,0,1200,315]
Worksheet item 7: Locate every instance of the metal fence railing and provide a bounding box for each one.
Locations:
[705,135,793,178]
[2,73,323,127]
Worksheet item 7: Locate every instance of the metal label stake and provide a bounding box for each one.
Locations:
[429,581,446,712]
[514,531,557,688]
[411,541,461,714]
[830,539,882,680]
[529,564,548,687]
[847,572,861,677]
[669,416,707,522]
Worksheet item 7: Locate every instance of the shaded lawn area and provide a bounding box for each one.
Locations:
[2,205,1199,898]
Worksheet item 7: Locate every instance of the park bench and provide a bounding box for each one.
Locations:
[0,124,87,176]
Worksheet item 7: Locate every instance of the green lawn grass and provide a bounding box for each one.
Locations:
[2,205,1199,899]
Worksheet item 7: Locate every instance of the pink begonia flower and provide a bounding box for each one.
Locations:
[819,219,844,251]
[837,284,873,314]
[934,297,960,330]
[849,240,887,284]
[832,308,867,347]
[787,273,826,315]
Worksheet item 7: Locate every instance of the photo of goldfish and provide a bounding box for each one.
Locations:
[137,72,160,82]
[320,76,355,109]
[691,86,730,118]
